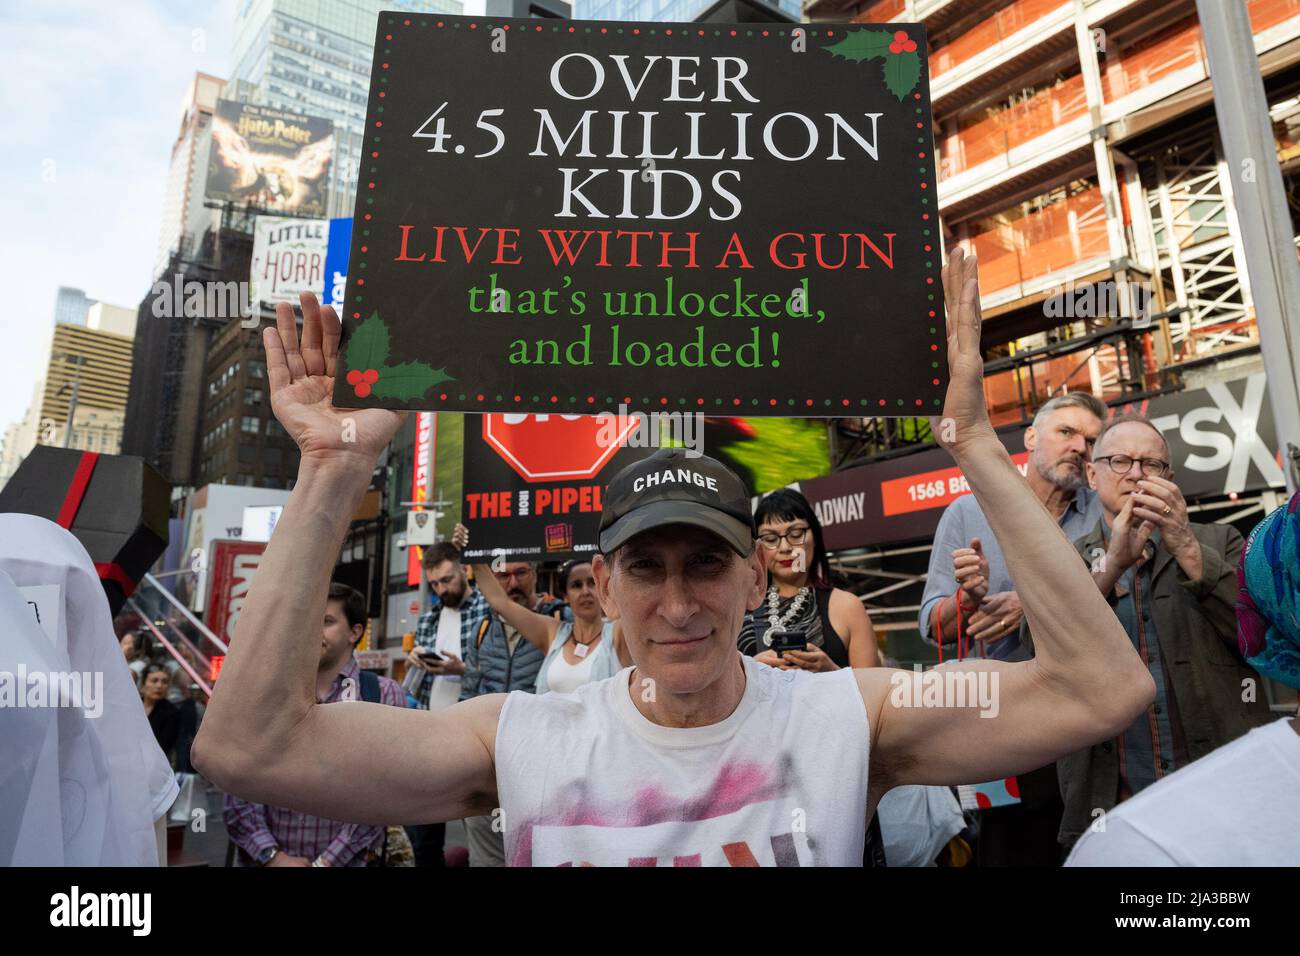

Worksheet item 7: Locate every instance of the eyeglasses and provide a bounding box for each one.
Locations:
[494,568,532,582]
[757,526,810,549]
[1095,454,1169,477]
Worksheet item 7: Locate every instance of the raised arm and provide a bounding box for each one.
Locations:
[469,561,561,652]
[858,248,1155,806]
[192,293,500,826]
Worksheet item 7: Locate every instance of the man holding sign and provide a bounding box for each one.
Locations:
[193,248,1155,866]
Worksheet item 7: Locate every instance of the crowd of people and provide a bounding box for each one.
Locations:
[182,250,1299,868]
[917,394,1283,864]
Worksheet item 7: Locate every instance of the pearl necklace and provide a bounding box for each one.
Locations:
[762,585,810,647]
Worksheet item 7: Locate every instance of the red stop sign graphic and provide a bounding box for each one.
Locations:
[482,414,638,481]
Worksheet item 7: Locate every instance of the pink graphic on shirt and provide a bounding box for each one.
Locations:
[510,755,797,866]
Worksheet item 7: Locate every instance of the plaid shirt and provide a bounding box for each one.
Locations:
[223,657,406,867]
[411,587,493,708]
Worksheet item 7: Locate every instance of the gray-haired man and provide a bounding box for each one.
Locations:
[918,390,1105,866]
[920,391,1106,661]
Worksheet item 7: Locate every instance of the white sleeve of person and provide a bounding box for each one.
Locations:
[876,784,967,867]
[1066,718,1300,866]
[0,513,178,866]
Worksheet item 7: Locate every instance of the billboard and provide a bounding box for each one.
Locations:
[250,216,329,312]
[205,539,267,646]
[183,483,292,613]
[797,372,1287,550]
[323,216,353,315]
[460,412,655,562]
[206,100,334,217]
[703,417,831,496]
[407,411,436,587]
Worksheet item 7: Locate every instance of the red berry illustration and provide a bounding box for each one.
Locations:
[347,368,379,397]
[890,30,917,53]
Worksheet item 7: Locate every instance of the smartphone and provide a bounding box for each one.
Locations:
[770,628,807,657]
[418,650,444,664]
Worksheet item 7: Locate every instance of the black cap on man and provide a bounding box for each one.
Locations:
[599,448,755,556]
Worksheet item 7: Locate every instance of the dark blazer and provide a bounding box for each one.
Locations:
[1023,518,1274,847]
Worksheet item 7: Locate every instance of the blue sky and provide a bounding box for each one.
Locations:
[0,0,236,433]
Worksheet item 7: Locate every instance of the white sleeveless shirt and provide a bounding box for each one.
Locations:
[543,644,599,694]
[496,654,870,866]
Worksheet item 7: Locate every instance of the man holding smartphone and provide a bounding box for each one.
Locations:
[408,541,486,713]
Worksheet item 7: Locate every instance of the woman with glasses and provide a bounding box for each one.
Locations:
[738,488,880,671]
[739,488,890,865]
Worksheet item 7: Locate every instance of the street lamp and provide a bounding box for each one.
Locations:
[51,352,91,449]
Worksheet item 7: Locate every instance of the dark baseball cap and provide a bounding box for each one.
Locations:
[599,448,756,556]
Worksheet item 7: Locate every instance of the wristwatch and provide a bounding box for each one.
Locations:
[256,846,279,866]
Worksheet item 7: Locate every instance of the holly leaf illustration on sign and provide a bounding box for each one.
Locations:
[369,362,454,400]
[341,313,454,401]
[824,28,922,100]
[343,313,390,370]
[883,50,921,100]
[823,29,894,62]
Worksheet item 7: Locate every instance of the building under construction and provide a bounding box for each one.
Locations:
[800,0,1299,665]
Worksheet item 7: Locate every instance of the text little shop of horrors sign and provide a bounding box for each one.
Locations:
[333,14,944,416]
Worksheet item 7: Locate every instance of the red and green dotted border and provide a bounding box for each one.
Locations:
[353,15,944,413]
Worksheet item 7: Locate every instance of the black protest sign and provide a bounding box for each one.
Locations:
[333,14,944,416]
[460,412,656,562]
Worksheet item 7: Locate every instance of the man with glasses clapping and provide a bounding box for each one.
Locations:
[1019,413,1274,853]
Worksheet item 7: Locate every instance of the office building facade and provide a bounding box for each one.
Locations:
[53,287,92,327]
[796,0,1300,661]
[803,0,1299,429]
[38,324,134,449]
[0,381,46,491]
[154,73,226,280]
[228,0,462,219]
[197,314,300,489]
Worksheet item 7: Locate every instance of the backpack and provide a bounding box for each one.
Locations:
[358,668,382,704]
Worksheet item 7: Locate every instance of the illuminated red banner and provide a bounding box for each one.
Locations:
[205,539,268,645]
[880,453,1029,517]
[407,411,436,587]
